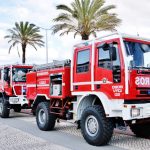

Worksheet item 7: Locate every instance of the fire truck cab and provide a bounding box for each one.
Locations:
[26,33,150,146]
[0,64,33,118]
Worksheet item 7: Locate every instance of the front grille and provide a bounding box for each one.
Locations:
[136,95,150,97]
[136,87,150,97]
[124,99,150,104]
[137,70,150,74]
[140,91,150,95]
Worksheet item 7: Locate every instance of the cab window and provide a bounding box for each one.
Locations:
[76,49,90,73]
[98,44,120,69]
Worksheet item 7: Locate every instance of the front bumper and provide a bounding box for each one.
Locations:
[9,97,28,106]
[122,103,150,120]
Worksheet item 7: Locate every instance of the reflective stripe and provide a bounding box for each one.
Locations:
[72,81,113,86]
[37,84,49,87]
[26,84,36,88]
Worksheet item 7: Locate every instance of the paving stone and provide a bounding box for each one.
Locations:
[0,123,70,150]
[55,121,150,150]
[9,112,150,150]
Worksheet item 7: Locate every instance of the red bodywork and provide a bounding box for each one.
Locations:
[26,37,150,110]
[72,38,125,99]
[127,70,150,100]
[0,65,33,97]
[26,67,71,107]
[124,38,150,100]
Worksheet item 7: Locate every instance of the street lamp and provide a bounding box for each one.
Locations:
[38,26,51,64]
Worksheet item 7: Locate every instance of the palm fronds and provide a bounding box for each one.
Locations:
[52,0,121,40]
[5,21,44,63]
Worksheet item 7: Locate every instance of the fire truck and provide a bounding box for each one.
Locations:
[26,33,150,146]
[0,64,33,118]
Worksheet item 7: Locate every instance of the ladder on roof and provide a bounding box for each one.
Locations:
[33,59,71,71]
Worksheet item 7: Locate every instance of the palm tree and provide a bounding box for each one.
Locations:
[52,0,121,40]
[5,21,44,64]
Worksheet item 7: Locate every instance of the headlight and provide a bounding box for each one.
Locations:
[131,108,140,118]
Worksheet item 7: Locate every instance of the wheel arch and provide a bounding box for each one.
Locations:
[32,94,50,110]
[0,92,9,102]
[76,92,112,120]
[0,92,6,98]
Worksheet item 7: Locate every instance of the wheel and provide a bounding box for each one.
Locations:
[130,123,150,138]
[80,105,114,146]
[0,97,10,118]
[36,102,56,131]
[13,105,21,112]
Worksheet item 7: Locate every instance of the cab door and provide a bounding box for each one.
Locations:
[3,67,12,95]
[94,39,125,99]
[73,45,92,91]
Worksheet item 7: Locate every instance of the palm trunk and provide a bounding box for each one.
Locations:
[22,44,26,64]
[82,33,89,40]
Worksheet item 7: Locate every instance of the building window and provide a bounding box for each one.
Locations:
[77,49,90,73]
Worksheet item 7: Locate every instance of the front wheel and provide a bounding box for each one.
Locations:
[80,105,114,146]
[36,102,56,131]
[130,123,150,138]
[0,98,10,118]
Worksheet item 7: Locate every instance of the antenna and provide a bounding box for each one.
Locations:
[136,26,140,36]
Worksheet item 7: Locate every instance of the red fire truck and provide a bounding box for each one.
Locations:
[0,64,33,118]
[26,33,150,146]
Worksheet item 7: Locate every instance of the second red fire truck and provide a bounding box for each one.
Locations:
[26,33,150,146]
[0,64,32,118]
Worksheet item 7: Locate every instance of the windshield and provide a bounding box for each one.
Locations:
[124,41,150,68]
[12,68,30,82]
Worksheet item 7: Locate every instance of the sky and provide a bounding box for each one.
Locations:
[0,0,150,65]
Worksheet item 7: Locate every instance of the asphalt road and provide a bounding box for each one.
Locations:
[0,111,150,150]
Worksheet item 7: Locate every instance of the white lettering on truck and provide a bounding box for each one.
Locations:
[135,77,150,86]
[112,85,123,96]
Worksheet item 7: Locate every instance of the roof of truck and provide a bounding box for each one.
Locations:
[121,33,150,42]
[74,32,150,48]
[32,59,71,71]
[0,64,33,69]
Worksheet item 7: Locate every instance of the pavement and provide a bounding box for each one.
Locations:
[0,123,70,150]
[0,110,150,150]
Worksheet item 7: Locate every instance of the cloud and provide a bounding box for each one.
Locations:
[15,7,30,21]
[0,0,150,65]
[106,0,150,37]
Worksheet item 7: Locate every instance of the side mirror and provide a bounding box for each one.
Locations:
[97,43,109,50]
[110,47,117,61]
[4,74,8,81]
[129,60,134,67]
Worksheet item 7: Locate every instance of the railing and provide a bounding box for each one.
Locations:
[12,84,26,96]
[32,59,71,71]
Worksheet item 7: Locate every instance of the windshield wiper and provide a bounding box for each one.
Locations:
[132,66,150,69]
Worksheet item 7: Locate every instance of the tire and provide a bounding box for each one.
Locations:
[80,105,114,146]
[130,123,150,138]
[14,106,21,112]
[36,102,56,131]
[0,98,10,118]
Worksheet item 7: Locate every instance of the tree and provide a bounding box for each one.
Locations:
[52,0,121,40]
[5,21,44,64]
